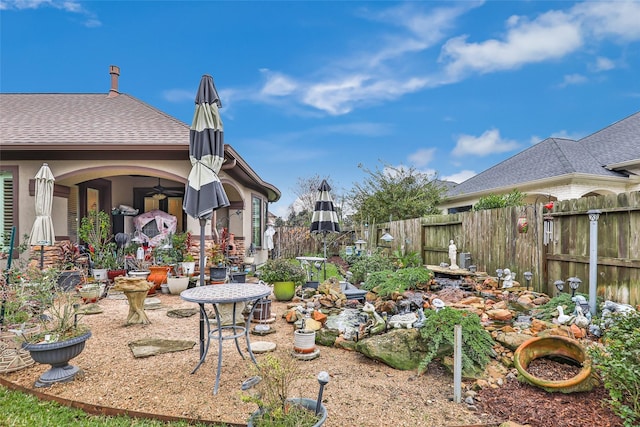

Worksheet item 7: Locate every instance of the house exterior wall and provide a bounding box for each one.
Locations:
[2,158,272,265]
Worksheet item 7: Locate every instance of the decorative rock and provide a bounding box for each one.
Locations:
[486,309,513,322]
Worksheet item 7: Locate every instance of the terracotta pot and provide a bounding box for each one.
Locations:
[514,335,595,393]
[147,266,171,290]
[107,269,126,281]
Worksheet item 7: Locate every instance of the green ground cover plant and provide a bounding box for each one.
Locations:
[361,267,432,298]
[418,307,495,378]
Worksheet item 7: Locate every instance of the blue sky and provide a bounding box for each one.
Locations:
[2,1,640,218]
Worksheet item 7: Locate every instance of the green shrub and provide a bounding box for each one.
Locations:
[347,250,394,284]
[588,311,640,427]
[361,267,432,298]
[418,308,495,378]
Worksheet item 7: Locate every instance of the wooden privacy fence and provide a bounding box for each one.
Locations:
[365,191,639,307]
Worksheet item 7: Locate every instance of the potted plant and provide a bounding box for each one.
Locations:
[1,263,58,342]
[207,242,228,284]
[258,258,306,301]
[241,353,329,427]
[78,209,113,281]
[20,270,92,387]
[55,241,87,291]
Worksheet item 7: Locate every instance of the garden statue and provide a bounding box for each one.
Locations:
[502,268,514,288]
[448,240,459,269]
[361,302,386,336]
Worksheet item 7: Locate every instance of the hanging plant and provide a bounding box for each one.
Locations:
[517,216,529,234]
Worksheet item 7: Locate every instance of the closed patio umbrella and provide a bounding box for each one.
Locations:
[183,75,230,363]
[310,179,340,280]
[183,74,230,287]
[29,163,56,269]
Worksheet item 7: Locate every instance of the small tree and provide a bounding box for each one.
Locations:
[348,162,445,224]
[473,189,526,211]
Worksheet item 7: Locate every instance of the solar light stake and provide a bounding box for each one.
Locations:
[496,269,503,288]
[523,271,533,290]
[316,371,330,415]
[554,279,565,295]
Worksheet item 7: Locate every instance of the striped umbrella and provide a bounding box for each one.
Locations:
[183,75,230,289]
[29,163,56,269]
[310,179,340,279]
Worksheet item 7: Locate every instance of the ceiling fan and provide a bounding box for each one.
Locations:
[146,178,183,200]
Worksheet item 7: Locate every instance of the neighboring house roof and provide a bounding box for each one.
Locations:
[447,111,640,199]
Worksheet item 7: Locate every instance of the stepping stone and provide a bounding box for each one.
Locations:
[167,308,198,318]
[144,297,162,310]
[250,341,276,354]
[252,325,276,336]
[79,303,103,315]
[129,338,196,358]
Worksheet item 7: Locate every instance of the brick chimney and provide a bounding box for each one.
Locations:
[107,65,120,97]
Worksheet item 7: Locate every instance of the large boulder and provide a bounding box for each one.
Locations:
[355,329,431,370]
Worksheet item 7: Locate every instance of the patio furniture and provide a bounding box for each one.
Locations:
[180,282,271,394]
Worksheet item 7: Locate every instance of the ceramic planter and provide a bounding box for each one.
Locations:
[272,281,295,301]
[92,268,108,282]
[78,284,101,303]
[22,331,91,387]
[209,266,228,284]
[293,329,316,354]
[166,276,189,295]
[57,270,84,292]
[247,398,327,427]
[230,272,247,283]
[180,261,196,276]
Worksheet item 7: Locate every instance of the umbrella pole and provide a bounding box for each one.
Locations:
[323,233,327,281]
[198,217,207,358]
[40,245,44,269]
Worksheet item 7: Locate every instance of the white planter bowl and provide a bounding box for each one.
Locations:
[166,277,189,295]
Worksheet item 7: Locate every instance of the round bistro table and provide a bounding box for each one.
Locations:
[180,282,272,394]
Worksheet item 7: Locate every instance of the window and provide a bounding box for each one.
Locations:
[0,167,18,255]
[251,195,263,247]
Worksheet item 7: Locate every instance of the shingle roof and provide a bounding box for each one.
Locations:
[580,111,640,166]
[0,93,189,145]
[447,112,639,197]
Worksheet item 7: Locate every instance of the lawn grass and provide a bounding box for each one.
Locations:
[0,385,227,427]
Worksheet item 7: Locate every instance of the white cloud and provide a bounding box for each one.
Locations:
[260,70,297,96]
[442,170,476,183]
[558,73,588,87]
[1,0,101,26]
[592,56,615,72]
[408,148,436,167]
[574,1,640,41]
[452,129,520,157]
[441,9,582,78]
